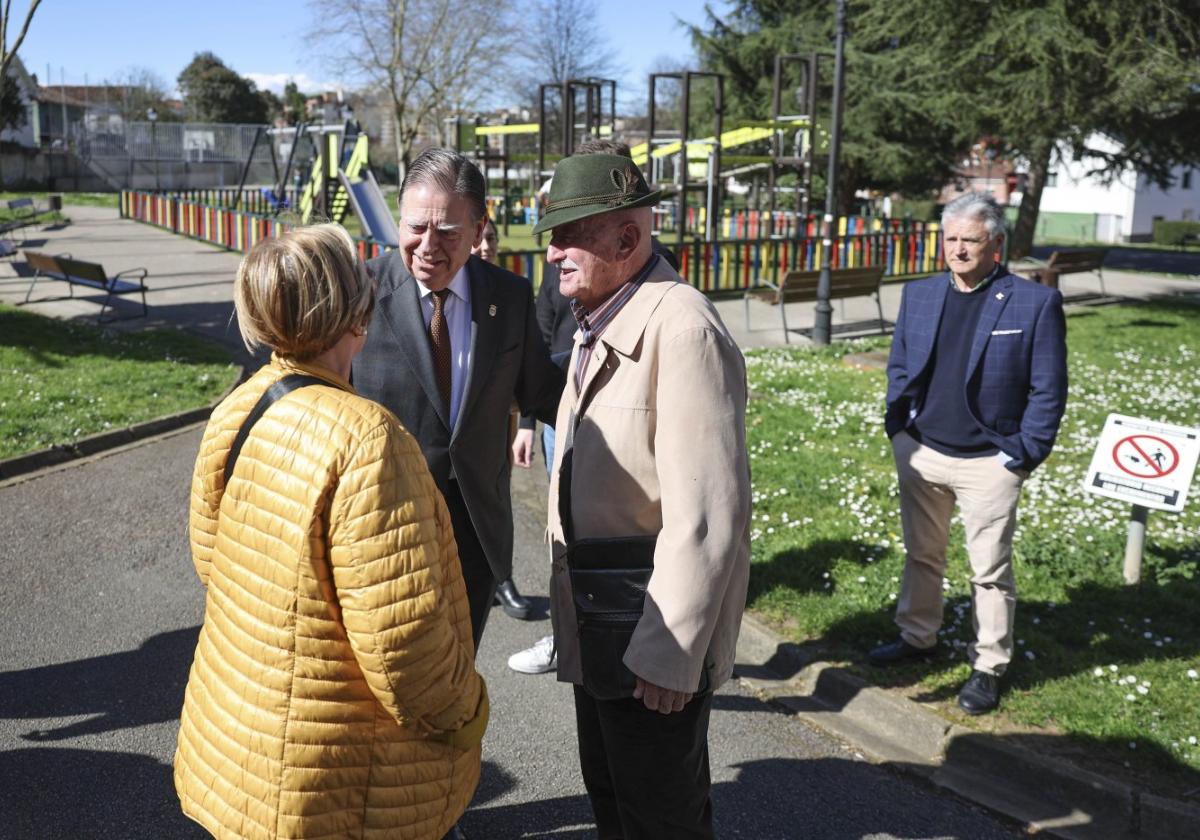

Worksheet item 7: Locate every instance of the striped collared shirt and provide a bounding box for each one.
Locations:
[949,261,1002,293]
[570,255,659,395]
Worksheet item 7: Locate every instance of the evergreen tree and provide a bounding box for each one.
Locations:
[0,72,25,134]
[177,52,269,124]
[854,0,1200,256]
[689,1,1200,255]
[258,88,284,123]
[687,0,967,214]
[282,81,308,125]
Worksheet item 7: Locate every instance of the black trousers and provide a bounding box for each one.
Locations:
[442,480,498,652]
[573,685,715,840]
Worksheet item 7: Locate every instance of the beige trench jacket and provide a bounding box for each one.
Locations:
[547,260,752,694]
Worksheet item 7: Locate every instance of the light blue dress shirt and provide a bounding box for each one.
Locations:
[417,265,472,430]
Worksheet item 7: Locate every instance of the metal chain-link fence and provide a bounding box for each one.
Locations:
[51,122,280,191]
[77,122,274,163]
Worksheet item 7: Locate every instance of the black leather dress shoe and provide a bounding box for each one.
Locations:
[442,824,469,840]
[494,579,532,620]
[958,670,1000,715]
[867,637,937,666]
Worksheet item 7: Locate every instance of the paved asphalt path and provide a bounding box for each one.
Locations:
[0,427,1018,840]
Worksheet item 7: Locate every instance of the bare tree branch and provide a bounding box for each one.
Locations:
[0,0,42,81]
[509,0,621,105]
[309,0,514,181]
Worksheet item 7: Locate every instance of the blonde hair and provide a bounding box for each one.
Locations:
[234,224,374,359]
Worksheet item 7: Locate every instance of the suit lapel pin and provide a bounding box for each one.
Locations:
[996,292,1005,300]
[488,304,497,317]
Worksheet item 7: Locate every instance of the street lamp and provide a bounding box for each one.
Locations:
[813,0,848,346]
[146,107,159,192]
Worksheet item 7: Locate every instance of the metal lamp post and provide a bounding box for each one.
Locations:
[813,0,848,346]
[147,107,159,192]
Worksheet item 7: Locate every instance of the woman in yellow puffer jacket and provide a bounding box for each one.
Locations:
[175,224,487,840]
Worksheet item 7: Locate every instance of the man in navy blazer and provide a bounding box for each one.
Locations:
[869,192,1067,715]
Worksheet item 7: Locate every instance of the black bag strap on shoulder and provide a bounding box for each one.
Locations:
[223,374,331,485]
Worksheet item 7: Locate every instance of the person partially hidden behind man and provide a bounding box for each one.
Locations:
[870,191,1068,715]
[537,151,751,838]
[467,212,544,622]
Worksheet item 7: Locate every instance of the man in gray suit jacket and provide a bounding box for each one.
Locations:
[352,149,564,651]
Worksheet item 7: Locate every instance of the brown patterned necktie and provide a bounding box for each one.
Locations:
[429,289,452,413]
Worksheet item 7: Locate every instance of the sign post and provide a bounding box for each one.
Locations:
[1082,414,1200,585]
[1123,504,1149,585]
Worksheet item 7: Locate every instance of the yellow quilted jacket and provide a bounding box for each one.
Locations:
[176,355,487,840]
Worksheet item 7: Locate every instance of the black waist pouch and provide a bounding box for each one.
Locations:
[568,535,656,701]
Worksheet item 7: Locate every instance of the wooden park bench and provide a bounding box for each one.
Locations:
[1018,249,1107,295]
[0,197,54,237]
[22,251,149,322]
[743,264,886,344]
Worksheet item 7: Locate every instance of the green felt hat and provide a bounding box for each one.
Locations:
[532,153,662,235]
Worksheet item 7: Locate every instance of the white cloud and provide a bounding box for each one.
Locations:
[245,72,341,95]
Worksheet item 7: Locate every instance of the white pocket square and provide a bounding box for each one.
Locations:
[991,328,1023,335]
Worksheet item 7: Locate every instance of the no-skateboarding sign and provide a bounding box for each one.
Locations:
[1083,414,1200,513]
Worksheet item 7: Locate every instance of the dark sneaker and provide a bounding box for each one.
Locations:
[958,670,1000,715]
[867,637,937,666]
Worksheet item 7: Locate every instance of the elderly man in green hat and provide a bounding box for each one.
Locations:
[537,152,751,839]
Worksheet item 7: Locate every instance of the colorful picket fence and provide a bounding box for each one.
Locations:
[494,251,548,288]
[496,227,945,294]
[673,219,950,292]
[120,190,387,262]
[123,189,545,284]
[121,191,288,252]
[660,206,947,244]
[502,213,949,292]
[121,190,950,294]
[715,209,812,239]
[164,187,304,215]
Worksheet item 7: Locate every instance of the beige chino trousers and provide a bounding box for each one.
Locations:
[891,430,1026,676]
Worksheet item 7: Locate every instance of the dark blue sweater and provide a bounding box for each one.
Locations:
[909,279,999,457]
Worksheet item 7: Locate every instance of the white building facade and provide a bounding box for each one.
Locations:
[1039,134,1198,242]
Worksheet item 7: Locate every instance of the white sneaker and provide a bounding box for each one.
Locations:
[507,634,556,674]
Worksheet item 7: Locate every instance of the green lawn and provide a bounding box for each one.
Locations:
[493,222,541,252]
[60,192,121,208]
[0,191,119,209]
[0,304,238,460]
[743,300,1200,788]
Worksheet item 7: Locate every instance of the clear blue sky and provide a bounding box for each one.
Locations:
[16,0,730,112]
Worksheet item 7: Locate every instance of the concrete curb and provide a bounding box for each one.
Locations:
[735,612,1200,839]
[0,365,248,483]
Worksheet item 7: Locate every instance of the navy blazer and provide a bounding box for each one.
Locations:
[352,251,564,579]
[885,267,1068,472]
